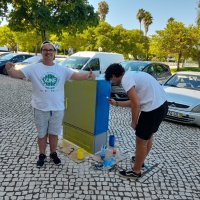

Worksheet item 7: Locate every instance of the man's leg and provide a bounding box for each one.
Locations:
[37,134,47,168]
[49,134,61,165]
[38,134,48,154]
[133,136,153,174]
[49,134,58,153]
[146,136,153,156]
[133,136,148,173]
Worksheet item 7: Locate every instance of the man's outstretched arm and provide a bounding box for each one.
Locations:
[5,62,25,79]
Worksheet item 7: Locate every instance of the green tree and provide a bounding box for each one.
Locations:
[186,26,200,68]
[98,1,109,21]
[121,29,148,59]
[0,0,12,24]
[149,34,167,61]
[136,8,145,32]
[143,11,153,36]
[0,26,17,51]
[150,21,190,69]
[15,31,41,53]
[7,0,98,42]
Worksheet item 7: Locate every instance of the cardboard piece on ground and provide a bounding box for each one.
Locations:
[91,148,126,169]
[58,139,91,163]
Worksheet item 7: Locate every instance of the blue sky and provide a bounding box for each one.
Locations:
[88,0,199,35]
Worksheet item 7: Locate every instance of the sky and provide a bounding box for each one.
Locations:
[88,0,199,35]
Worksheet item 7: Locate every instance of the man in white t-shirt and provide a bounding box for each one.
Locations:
[5,41,95,168]
[105,63,168,179]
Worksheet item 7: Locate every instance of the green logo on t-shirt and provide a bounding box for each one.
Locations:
[41,73,59,89]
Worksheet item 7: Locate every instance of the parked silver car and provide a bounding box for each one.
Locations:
[14,55,42,70]
[14,55,67,70]
[111,61,172,100]
[163,71,200,127]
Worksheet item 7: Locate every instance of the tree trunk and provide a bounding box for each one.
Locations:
[181,58,185,68]
[35,44,38,55]
[41,30,46,42]
[198,57,200,68]
[177,52,182,70]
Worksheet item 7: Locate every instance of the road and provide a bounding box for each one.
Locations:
[0,75,200,200]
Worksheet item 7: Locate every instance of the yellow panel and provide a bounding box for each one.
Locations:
[63,124,94,153]
[63,80,96,133]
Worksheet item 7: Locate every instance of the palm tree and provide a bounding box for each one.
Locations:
[98,1,109,21]
[136,9,145,32]
[143,11,153,36]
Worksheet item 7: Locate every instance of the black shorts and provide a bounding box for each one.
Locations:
[135,101,168,140]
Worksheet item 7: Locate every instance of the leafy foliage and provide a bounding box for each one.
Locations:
[7,0,99,41]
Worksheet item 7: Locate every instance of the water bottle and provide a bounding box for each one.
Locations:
[100,145,106,161]
[109,135,115,147]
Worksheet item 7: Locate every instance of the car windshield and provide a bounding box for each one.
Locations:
[60,56,90,70]
[0,53,15,61]
[121,61,147,71]
[165,74,200,91]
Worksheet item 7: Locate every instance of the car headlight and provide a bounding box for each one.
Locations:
[191,105,200,113]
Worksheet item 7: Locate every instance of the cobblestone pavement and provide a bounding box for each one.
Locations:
[0,75,200,200]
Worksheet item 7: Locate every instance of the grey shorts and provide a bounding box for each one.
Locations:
[34,108,64,138]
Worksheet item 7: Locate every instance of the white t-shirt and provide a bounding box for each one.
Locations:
[21,62,74,111]
[121,71,167,112]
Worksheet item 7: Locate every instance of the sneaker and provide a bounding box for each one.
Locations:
[37,154,47,168]
[119,169,141,179]
[131,156,145,168]
[50,152,61,165]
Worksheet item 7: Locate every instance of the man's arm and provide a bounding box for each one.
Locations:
[127,87,140,130]
[70,69,95,80]
[109,98,131,107]
[5,62,25,79]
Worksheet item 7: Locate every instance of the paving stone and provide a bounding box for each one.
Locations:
[0,75,200,199]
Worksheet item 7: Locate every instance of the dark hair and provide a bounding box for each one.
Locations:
[105,63,125,81]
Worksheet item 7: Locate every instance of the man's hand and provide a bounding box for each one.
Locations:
[5,62,15,73]
[5,62,25,79]
[109,98,117,106]
[87,69,96,80]
[131,121,137,130]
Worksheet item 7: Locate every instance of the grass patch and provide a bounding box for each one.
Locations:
[171,67,200,74]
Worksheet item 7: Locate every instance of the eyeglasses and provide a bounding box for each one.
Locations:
[42,49,55,53]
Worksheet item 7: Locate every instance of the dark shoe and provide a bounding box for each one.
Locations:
[50,152,61,165]
[131,156,145,168]
[37,154,47,168]
[119,169,141,179]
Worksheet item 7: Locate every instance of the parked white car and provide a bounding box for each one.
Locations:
[60,51,124,76]
[163,71,200,126]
